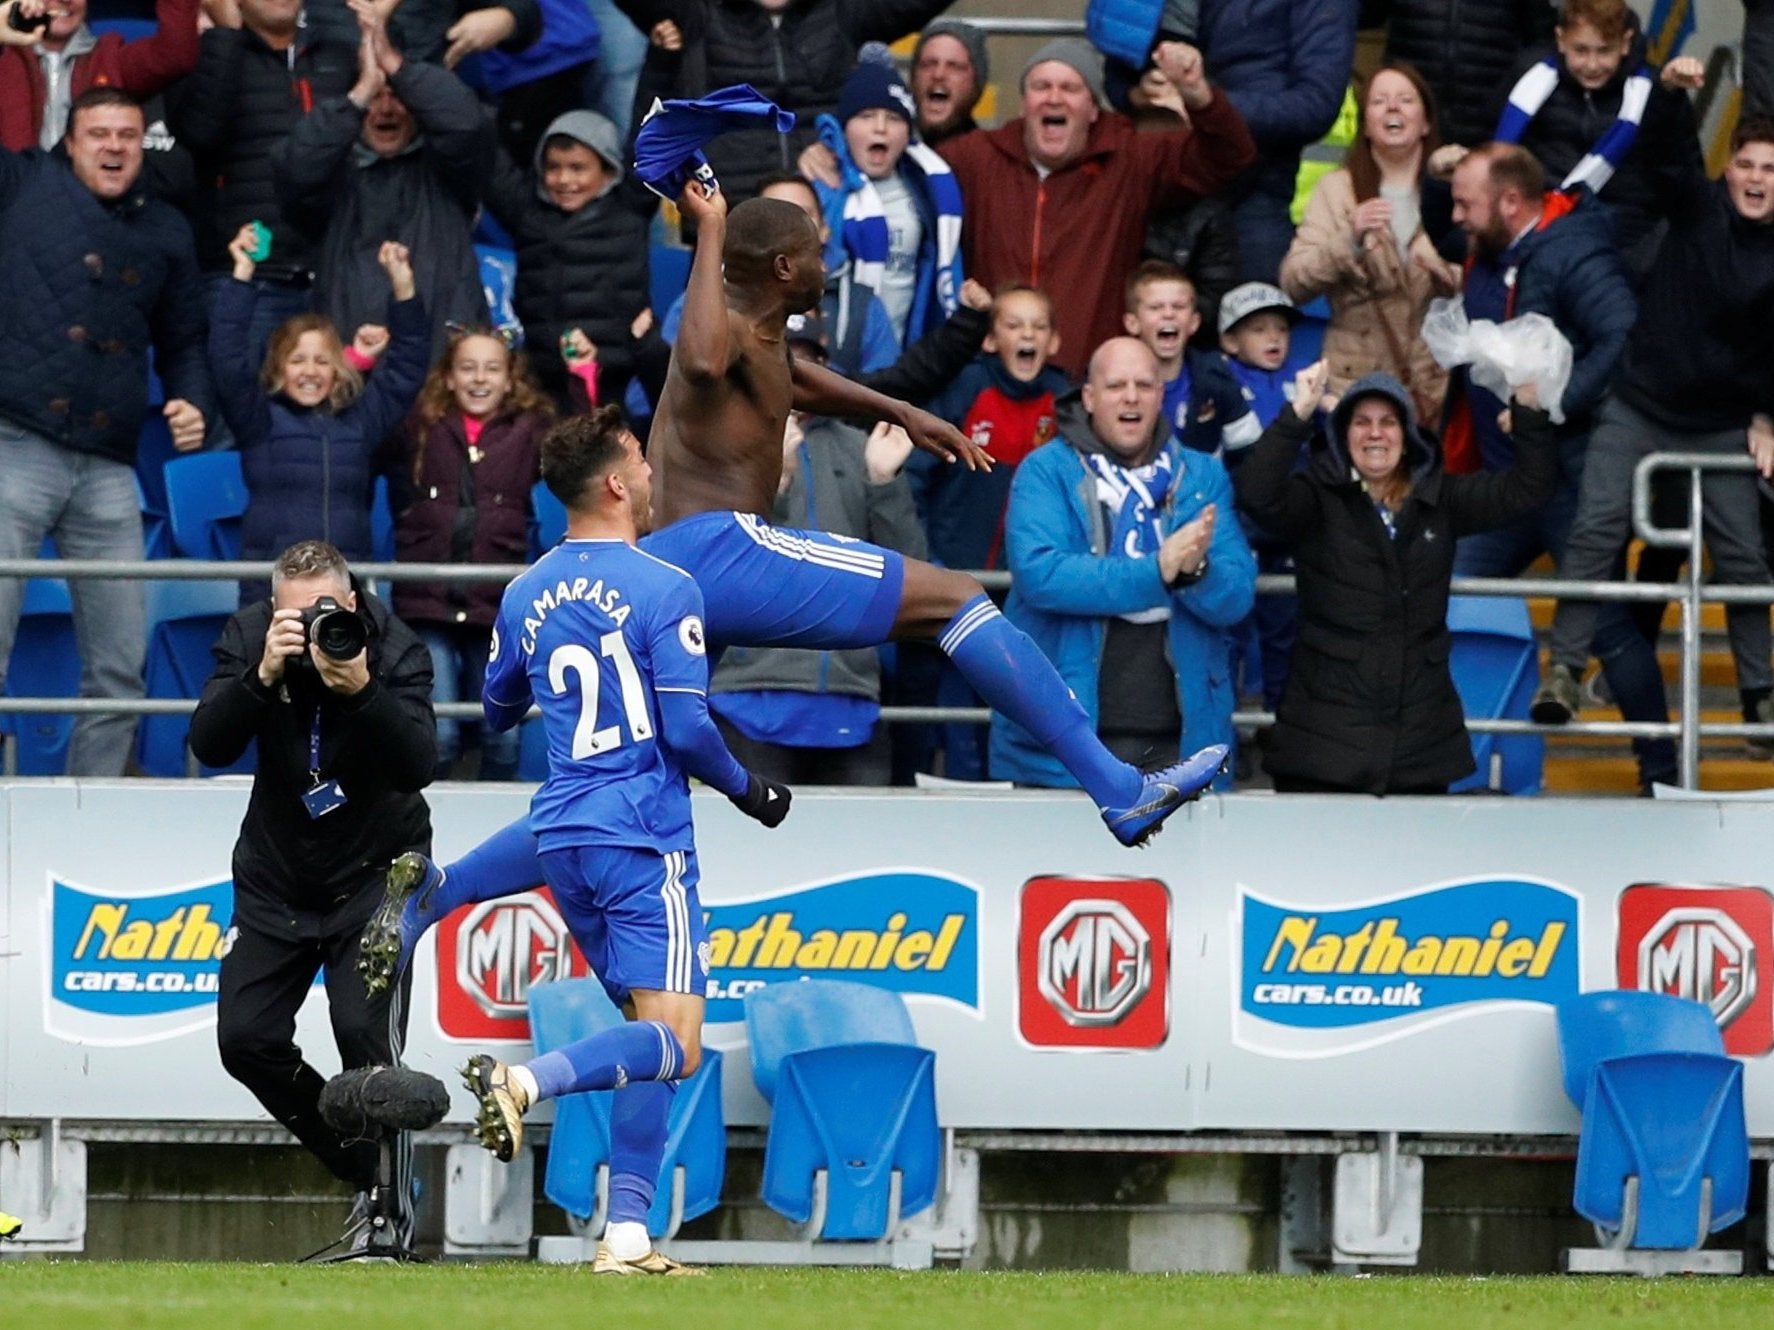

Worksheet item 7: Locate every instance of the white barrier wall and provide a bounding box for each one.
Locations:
[3,781,1771,1136]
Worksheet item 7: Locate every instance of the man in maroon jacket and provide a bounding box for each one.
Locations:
[936,37,1254,378]
[0,0,197,151]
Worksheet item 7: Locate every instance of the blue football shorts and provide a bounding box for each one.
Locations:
[539,845,707,1006]
[641,510,907,650]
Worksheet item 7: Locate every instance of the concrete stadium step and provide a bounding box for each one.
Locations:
[1541,749,1774,795]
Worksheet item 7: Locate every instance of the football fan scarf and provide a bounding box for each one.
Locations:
[813,113,965,338]
[1495,56,1652,195]
[1085,448,1177,625]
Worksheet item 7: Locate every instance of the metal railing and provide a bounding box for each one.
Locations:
[0,455,1768,787]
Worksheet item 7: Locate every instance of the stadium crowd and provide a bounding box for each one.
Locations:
[1,0,1771,797]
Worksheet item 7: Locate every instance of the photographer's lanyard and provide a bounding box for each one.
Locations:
[301,711,348,819]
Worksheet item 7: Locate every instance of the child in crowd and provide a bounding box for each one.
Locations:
[907,283,1070,780]
[1123,260,1257,456]
[210,227,428,604]
[481,108,658,409]
[1217,281,1301,428]
[1217,281,1305,740]
[392,330,553,779]
[813,57,966,349]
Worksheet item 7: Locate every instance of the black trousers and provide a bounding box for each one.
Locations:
[216,916,412,1197]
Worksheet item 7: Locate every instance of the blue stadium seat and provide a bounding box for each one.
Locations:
[649,239,692,321]
[745,980,937,1239]
[1284,296,1331,371]
[475,244,523,346]
[135,415,178,557]
[1446,595,1543,795]
[88,16,157,39]
[372,475,396,563]
[1556,990,1746,1253]
[4,575,78,774]
[530,480,566,560]
[164,452,247,561]
[1572,1052,1748,1249]
[1556,990,1724,1108]
[758,1042,940,1239]
[137,577,251,777]
[529,977,727,1239]
[745,978,918,1105]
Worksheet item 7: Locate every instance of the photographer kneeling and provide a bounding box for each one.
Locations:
[189,539,436,1258]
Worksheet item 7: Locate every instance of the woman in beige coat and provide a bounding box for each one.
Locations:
[1280,63,1460,427]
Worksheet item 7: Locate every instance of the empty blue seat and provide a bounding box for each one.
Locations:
[759,1041,940,1239]
[529,977,726,1239]
[135,416,178,557]
[164,452,247,561]
[744,979,938,1240]
[1556,990,1724,1108]
[137,577,251,777]
[372,475,396,563]
[744,978,917,1105]
[1572,1052,1748,1249]
[649,239,692,320]
[1446,595,1543,795]
[531,481,566,560]
[4,576,77,774]
[475,244,523,346]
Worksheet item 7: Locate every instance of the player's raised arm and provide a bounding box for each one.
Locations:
[671,179,734,383]
[789,353,992,471]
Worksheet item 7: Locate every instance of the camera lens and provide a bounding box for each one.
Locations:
[311,609,368,661]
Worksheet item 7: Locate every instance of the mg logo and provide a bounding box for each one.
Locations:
[436,888,587,1039]
[1618,885,1774,1057]
[456,896,575,1019]
[1037,900,1152,1027]
[1019,877,1169,1049]
[1639,907,1757,1027]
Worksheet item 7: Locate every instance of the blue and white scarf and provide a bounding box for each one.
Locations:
[812,113,965,341]
[1495,56,1652,195]
[1085,448,1176,624]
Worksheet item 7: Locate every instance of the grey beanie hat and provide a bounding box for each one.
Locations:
[1021,37,1106,107]
[914,19,990,89]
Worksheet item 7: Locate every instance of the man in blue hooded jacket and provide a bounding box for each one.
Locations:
[993,335,1255,786]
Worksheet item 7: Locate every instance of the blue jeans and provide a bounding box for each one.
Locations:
[1453,449,1677,788]
[419,622,520,779]
[0,424,145,775]
[582,0,647,141]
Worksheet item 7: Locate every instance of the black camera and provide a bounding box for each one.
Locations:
[6,5,53,33]
[299,596,368,662]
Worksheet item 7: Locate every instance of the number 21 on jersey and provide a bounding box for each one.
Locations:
[547,630,654,758]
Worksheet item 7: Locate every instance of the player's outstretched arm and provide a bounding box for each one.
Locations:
[790,354,991,471]
[672,179,733,383]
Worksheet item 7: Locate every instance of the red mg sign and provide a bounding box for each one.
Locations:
[1018,876,1169,1049]
[436,888,586,1040]
[1617,884,1773,1056]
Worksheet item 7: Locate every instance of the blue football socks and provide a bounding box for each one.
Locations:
[939,594,1141,807]
[606,1080,677,1227]
[525,1020,687,1101]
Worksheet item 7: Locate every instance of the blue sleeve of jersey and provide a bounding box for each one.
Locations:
[481,607,533,733]
[647,575,749,798]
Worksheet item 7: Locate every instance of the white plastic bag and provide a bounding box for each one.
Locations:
[1420,296,1574,424]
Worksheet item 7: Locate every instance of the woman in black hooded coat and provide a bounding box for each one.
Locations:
[1234,361,1557,793]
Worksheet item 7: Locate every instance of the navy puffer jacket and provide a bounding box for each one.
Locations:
[209,279,429,563]
[0,144,210,463]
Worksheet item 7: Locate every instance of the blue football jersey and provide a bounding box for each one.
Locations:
[485,538,712,852]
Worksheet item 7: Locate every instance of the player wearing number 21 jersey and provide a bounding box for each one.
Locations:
[483,539,721,857]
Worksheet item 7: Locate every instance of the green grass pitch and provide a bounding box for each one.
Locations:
[4,1264,1773,1330]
